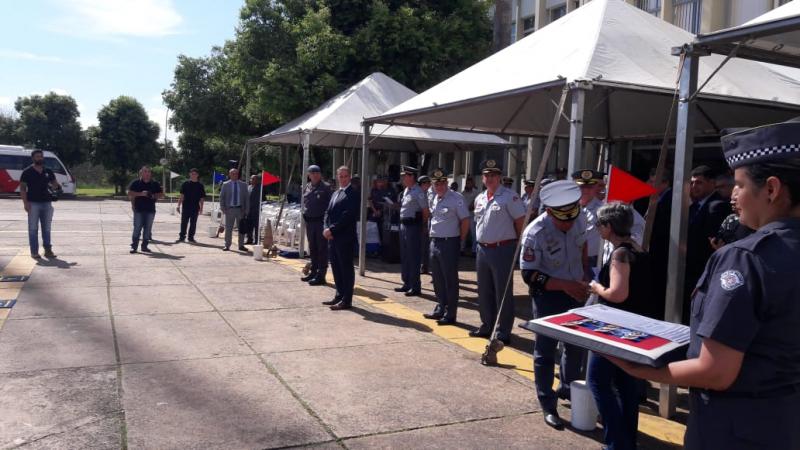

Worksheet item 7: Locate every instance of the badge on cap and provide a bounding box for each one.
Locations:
[581,170,593,181]
[486,160,496,168]
[720,270,744,291]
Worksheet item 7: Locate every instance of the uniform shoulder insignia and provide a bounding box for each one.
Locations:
[523,246,535,262]
[720,270,745,291]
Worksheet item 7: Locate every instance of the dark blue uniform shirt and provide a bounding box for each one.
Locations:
[688,218,800,394]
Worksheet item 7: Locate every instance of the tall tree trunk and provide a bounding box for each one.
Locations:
[493,0,513,53]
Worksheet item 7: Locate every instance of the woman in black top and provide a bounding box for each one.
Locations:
[587,202,648,450]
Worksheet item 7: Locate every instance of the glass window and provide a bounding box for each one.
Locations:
[522,15,536,34]
[549,5,567,22]
[0,154,29,170]
[673,0,701,34]
[44,157,67,175]
[636,0,661,16]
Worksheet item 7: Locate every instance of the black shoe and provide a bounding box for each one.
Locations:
[31,253,42,259]
[141,246,151,253]
[404,290,421,297]
[130,246,137,254]
[330,303,352,311]
[187,238,197,243]
[238,245,249,252]
[436,318,457,326]
[423,313,444,320]
[556,388,570,401]
[43,247,56,258]
[176,238,185,243]
[223,246,230,251]
[498,336,511,346]
[469,330,491,338]
[543,412,564,430]
[393,287,409,292]
[322,298,342,306]
[244,240,254,245]
[308,278,326,286]
[301,274,315,282]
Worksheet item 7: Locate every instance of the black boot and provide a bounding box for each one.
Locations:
[43,246,56,258]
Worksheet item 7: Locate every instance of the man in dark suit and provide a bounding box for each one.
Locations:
[322,166,360,311]
[683,165,731,324]
[647,168,672,321]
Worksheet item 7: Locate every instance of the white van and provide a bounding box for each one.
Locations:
[0,145,76,195]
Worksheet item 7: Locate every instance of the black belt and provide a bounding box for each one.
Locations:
[400,217,420,225]
[478,239,516,248]
[694,383,800,399]
[432,236,459,241]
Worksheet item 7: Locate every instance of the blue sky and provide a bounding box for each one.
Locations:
[0,0,244,142]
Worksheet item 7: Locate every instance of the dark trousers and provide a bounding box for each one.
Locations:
[329,234,355,304]
[305,219,327,279]
[587,352,639,450]
[532,290,585,413]
[400,223,421,291]
[475,243,516,339]
[685,390,800,450]
[430,237,461,320]
[179,208,199,240]
[244,210,259,243]
[421,229,430,273]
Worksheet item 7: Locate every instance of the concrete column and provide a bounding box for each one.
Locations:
[567,84,589,175]
[534,0,548,30]
[332,148,343,180]
[453,151,464,189]
[661,0,675,24]
[557,139,569,174]
[437,152,446,170]
[526,137,544,180]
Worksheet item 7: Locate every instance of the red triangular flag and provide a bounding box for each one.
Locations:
[261,170,280,186]
[606,165,657,203]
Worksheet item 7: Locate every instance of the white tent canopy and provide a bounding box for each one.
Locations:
[248,72,508,152]
[694,0,800,68]
[366,0,800,140]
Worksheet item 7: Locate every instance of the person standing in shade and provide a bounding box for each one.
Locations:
[219,168,249,252]
[572,169,605,267]
[244,174,262,245]
[612,120,800,450]
[128,166,163,254]
[176,168,206,243]
[470,159,526,344]
[19,149,61,259]
[520,180,590,430]
[322,166,359,310]
[419,174,433,275]
[302,165,332,285]
[394,166,430,296]
[461,176,479,255]
[423,169,469,325]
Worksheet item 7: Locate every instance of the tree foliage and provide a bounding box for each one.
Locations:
[0,113,21,145]
[14,92,85,166]
[92,96,161,194]
[163,0,492,176]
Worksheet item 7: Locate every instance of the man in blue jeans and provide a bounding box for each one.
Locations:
[128,166,163,253]
[19,149,61,259]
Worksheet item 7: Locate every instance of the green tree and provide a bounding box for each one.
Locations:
[14,92,84,166]
[93,96,161,194]
[0,113,21,145]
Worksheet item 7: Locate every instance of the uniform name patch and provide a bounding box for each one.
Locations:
[720,270,744,291]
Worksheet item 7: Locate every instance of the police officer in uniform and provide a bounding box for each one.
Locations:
[470,159,527,343]
[419,175,433,275]
[572,169,605,267]
[520,180,590,429]
[302,165,333,285]
[521,179,539,215]
[422,169,470,325]
[394,166,430,296]
[611,119,800,449]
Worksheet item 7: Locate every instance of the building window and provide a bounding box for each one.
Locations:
[522,15,536,35]
[779,0,791,5]
[549,5,567,22]
[673,0,701,33]
[636,0,661,16]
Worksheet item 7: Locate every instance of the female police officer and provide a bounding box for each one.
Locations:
[610,119,800,449]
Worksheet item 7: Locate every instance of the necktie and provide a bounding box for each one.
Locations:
[232,182,239,207]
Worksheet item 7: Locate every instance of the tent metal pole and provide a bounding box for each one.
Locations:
[567,82,591,175]
[660,49,700,419]
[299,131,310,258]
[358,124,371,276]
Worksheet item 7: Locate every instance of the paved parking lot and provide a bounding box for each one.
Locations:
[0,198,684,449]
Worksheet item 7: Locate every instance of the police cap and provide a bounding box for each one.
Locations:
[480,159,502,174]
[400,166,418,176]
[722,119,800,169]
[307,165,321,173]
[523,179,535,187]
[571,169,604,185]
[418,175,431,184]
[540,180,581,221]
[431,168,448,182]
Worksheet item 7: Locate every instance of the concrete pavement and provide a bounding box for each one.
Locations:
[0,198,685,449]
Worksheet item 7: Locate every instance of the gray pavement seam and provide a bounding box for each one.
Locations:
[99,217,129,449]
[8,409,124,450]
[157,243,347,449]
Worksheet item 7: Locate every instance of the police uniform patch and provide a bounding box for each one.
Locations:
[720,270,745,291]
[523,247,535,262]
[486,159,496,168]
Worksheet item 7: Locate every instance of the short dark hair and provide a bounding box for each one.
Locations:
[745,158,800,207]
[31,149,43,158]
[597,202,633,237]
[691,165,716,179]
[189,168,198,173]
